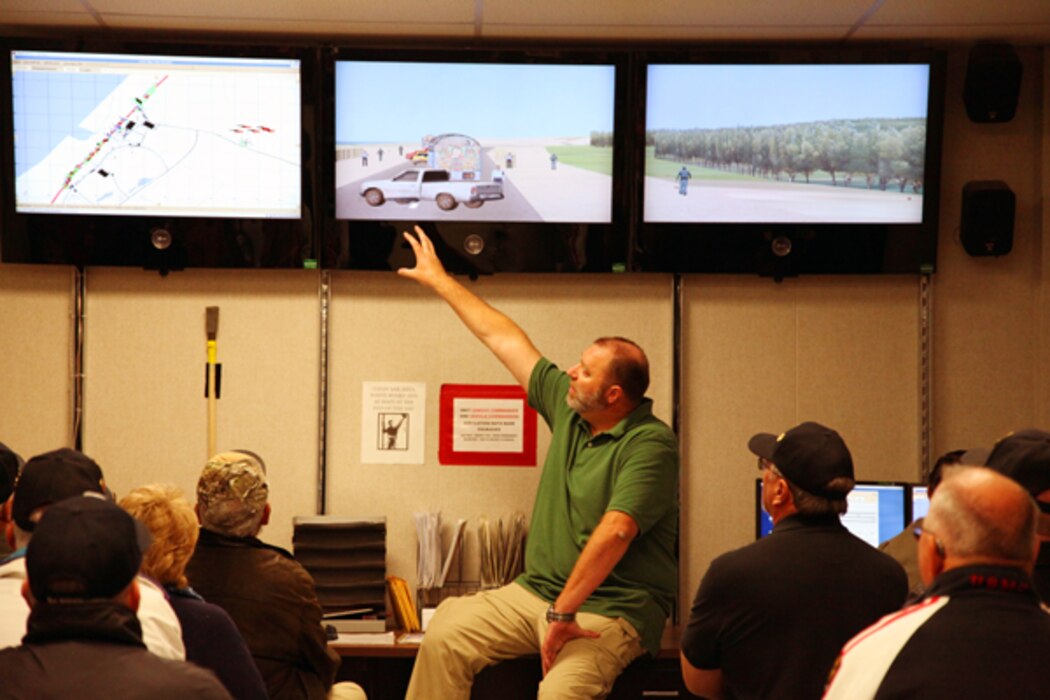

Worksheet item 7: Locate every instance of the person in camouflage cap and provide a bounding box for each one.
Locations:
[195,452,269,538]
[186,451,358,700]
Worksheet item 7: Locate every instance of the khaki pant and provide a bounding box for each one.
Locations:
[405,582,644,700]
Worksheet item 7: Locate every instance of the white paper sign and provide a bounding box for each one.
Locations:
[360,382,425,464]
[451,398,524,453]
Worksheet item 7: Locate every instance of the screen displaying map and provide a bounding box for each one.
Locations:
[11,50,302,218]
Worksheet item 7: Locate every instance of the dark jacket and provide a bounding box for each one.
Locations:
[167,586,270,700]
[185,528,340,700]
[0,600,231,699]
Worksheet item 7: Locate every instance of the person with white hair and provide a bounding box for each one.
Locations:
[824,466,1050,698]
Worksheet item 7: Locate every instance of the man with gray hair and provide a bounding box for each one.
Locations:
[185,451,362,700]
[824,466,1050,698]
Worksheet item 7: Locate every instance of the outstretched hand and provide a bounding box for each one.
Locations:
[397,225,447,288]
[541,620,601,676]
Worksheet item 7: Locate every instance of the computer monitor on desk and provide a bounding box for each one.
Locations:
[755,480,910,547]
[911,485,929,521]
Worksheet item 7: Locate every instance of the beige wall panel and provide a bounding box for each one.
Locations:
[680,276,799,614]
[326,271,673,594]
[794,278,921,482]
[680,275,920,614]
[82,268,320,549]
[0,264,74,457]
[933,47,1044,454]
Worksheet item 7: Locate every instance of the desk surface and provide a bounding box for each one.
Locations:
[331,625,683,659]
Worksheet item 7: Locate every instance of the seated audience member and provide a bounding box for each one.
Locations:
[0,448,185,659]
[824,466,1050,698]
[879,448,965,599]
[120,484,269,700]
[0,441,24,559]
[185,451,364,700]
[0,495,232,699]
[967,428,1050,603]
[680,422,908,700]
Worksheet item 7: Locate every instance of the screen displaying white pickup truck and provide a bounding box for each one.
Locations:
[333,60,615,223]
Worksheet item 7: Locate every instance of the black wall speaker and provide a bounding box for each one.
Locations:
[963,43,1023,123]
[960,181,1015,257]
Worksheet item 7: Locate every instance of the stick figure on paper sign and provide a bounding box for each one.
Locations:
[379,413,408,450]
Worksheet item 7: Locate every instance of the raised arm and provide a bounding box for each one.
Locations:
[397,226,541,388]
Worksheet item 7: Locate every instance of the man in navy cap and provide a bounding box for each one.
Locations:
[680,421,907,700]
[0,495,231,699]
[0,448,185,658]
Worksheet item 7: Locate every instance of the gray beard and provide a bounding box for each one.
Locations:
[566,387,605,414]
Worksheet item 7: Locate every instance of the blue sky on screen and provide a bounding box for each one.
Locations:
[647,64,930,131]
[335,61,615,143]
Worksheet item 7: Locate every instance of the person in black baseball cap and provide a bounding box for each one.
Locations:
[9,448,105,537]
[0,495,232,700]
[971,429,1050,506]
[965,428,1050,603]
[680,420,906,700]
[25,493,150,603]
[0,448,186,659]
[748,420,856,504]
[1,449,108,650]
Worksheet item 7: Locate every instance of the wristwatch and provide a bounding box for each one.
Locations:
[546,604,576,623]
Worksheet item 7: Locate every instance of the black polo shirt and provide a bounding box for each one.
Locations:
[825,565,1050,699]
[681,513,907,700]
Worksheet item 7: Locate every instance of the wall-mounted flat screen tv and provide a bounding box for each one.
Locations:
[644,63,931,224]
[635,51,945,276]
[1,42,316,269]
[11,50,302,219]
[333,60,616,224]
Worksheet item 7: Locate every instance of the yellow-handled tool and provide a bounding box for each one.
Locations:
[206,306,220,459]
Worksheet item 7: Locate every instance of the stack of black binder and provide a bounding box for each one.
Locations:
[293,515,388,632]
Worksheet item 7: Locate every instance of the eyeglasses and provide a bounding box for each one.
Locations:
[757,457,773,472]
[911,524,946,557]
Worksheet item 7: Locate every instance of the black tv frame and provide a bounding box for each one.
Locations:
[631,47,947,279]
[0,37,949,278]
[318,46,633,276]
[0,37,322,272]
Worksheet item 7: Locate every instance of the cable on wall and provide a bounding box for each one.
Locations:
[72,266,85,451]
[919,273,932,481]
[317,269,332,514]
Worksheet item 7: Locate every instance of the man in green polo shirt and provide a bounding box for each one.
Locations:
[399,226,679,699]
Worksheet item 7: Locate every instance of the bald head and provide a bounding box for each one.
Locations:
[927,466,1038,566]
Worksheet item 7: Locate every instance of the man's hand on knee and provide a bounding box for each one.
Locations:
[541,621,600,675]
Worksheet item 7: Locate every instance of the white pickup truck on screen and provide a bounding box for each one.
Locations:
[359,168,504,211]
